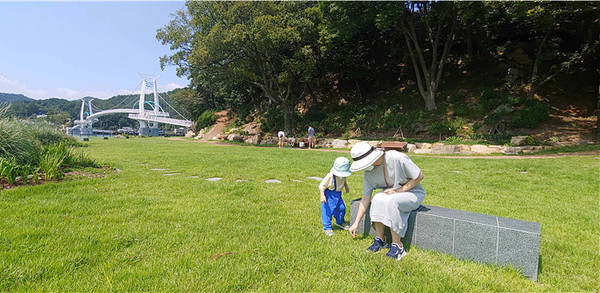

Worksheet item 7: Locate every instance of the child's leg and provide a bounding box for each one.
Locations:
[321,202,333,230]
[333,196,346,224]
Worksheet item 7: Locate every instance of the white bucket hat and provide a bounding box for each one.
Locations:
[331,157,352,177]
[350,141,384,172]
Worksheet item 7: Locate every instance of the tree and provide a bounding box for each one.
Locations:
[158,2,320,134]
[377,2,458,111]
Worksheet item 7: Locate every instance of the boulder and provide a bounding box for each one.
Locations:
[431,143,460,154]
[494,104,514,114]
[501,147,522,155]
[412,123,429,133]
[471,144,492,154]
[317,138,334,148]
[415,143,432,149]
[227,134,244,142]
[510,136,528,146]
[185,130,196,138]
[367,141,381,147]
[332,139,349,149]
[347,139,361,149]
[413,149,432,154]
[406,143,417,153]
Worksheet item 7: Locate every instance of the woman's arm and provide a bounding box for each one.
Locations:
[348,194,372,238]
[384,171,424,194]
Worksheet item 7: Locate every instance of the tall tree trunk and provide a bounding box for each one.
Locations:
[282,103,292,135]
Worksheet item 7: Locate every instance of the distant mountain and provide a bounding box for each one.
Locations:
[0,92,33,102]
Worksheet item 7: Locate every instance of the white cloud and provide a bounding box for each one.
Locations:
[0,75,135,100]
[160,82,185,92]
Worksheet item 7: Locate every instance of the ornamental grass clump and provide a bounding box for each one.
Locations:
[0,109,99,186]
[0,156,20,185]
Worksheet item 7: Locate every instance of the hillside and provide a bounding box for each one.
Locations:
[0,92,33,103]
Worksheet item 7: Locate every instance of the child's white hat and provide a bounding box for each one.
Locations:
[331,157,352,177]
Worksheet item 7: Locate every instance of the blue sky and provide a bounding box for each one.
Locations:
[0,1,188,100]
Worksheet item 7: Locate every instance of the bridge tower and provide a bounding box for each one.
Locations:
[137,73,161,136]
[73,96,95,136]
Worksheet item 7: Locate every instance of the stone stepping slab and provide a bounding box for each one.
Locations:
[150,168,168,171]
[163,173,182,176]
[265,179,282,183]
[206,177,223,181]
[306,176,323,181]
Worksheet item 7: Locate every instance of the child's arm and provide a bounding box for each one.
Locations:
[344,181,350,194]
[320,189,326,203]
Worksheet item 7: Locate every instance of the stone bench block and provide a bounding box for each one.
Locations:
[350,199,541,280]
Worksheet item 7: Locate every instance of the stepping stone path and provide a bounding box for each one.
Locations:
[306,177,323,181]
[235,179,249,182]
[450,170,462,173]
[150,168,168,171]
[293,180,303,182]
[163,173,181,176]
[265,179,282,183]
[206,177,223,181]
[190,176,199,178]
[520,171,529,174]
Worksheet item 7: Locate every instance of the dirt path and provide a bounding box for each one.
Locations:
[199,109,230,142]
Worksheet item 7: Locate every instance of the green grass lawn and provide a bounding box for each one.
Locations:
[1,137,598,291]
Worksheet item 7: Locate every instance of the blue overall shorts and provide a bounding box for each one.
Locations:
[321,175,346,230]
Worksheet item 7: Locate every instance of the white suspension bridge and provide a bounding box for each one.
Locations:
[67,74,193,137]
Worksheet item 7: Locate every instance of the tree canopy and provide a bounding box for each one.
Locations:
[157,1,599,136]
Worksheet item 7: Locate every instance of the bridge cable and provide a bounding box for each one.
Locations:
[158,92,191,122]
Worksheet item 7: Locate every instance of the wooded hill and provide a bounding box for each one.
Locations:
[159,1,599,144]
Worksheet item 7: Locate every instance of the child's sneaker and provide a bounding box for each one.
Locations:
[367,237,385,253]
[324,230,334,236]
[334,222,350,230]
[385,243,407,260]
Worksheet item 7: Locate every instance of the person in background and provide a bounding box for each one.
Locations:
[318,157,352,236]
[277,130,285,148]
[307,125,315,149]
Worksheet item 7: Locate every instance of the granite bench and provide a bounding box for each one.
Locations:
[349,199,541,280]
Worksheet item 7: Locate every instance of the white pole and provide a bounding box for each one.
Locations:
[153,78,159,116]
[79,99,85,120]
[139,79,146,116]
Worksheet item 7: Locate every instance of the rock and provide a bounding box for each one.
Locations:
[332,139,348,149]
[476,124,494,135]
[407,143,417,153]
[501,147,522,155]
[413,149,432,154]
[471,144,492,154]
[317,138,334,148]
[494,104,514,114]
[185,130,195,138]
[227,134,243,142]
[511,136,528,146]
[431,143,460,154]
[415,143,432,149]
[216,134,228,140]
[459,145,471,152]
[367,141,381,147]
[347,139,361,149]
[458,89,468,95]
[488,145,502,153]
[412,123,429,133]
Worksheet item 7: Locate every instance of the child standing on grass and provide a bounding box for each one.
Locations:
[319,157,352,236]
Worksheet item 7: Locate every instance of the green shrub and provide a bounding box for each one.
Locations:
[63,149,99,169]
[0,119,41,165]
[196,110,216,130]
[511,101,549,128]
[0,156,20,185]
[39,143,69,182]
